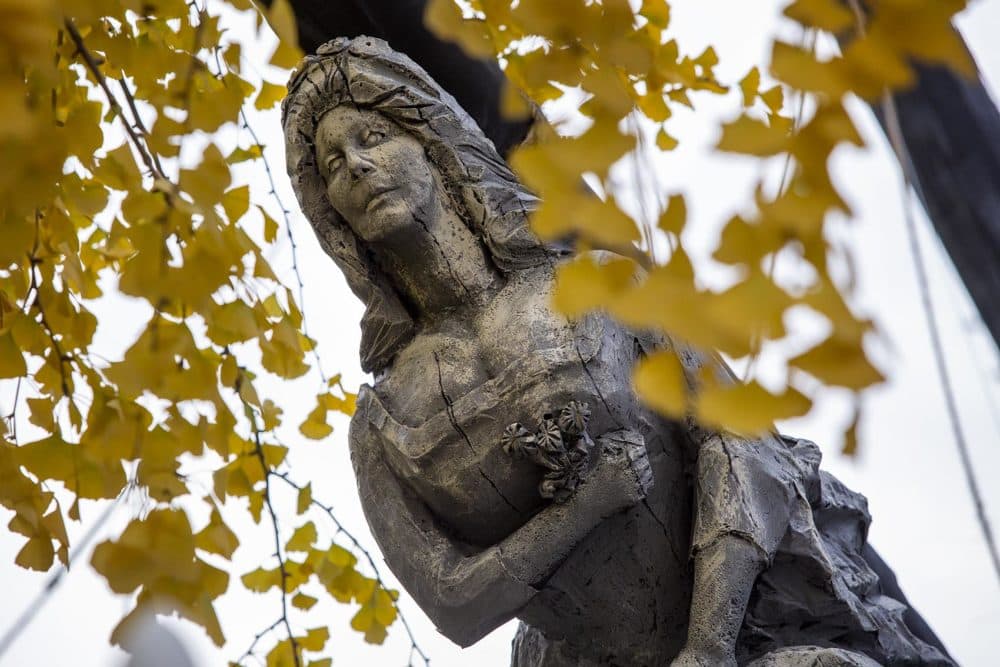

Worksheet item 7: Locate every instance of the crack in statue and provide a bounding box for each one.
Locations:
[283,37,952,667]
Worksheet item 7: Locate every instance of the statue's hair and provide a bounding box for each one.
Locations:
[283,36,561,373]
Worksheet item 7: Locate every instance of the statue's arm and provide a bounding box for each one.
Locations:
[350,415,649,647]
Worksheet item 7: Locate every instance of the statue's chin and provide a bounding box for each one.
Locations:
[353,201,420,244]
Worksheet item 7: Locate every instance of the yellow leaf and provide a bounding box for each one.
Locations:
[552,255,637,319]
[296,483,312,515]
[657,193,686,236]
[266,0,298,45]
[266,639,297,667]
[222,185,250,223]
[227,144,264,164]
[771,41,848,98]
[254,81,286,111]
[633,350,688,419]
[500,80,531,120]
[206,300,259,346]
[261,399,282,430]
[640,0,670,28]
[655,127,678,151]
[259,205,279,244]
[783,0,854,32]
[788,334,884,390]
[760,85,784,114]
[242,566,282,593]
[179,144,231,211]
[717,115,790,157]
[299,626,329,652]
[15,537,55,572]
[27,397,55,433]
[0,331,26,378]
[738,66,760,108]
[425,0,495,58]
[292,592,318,610]
[262,443,287,468]
[286,521,317,552]
[842,402,860,456]
[195,509,239,559]
[308,660,332,667]
[696,381,811,436]
[299,408,333,440]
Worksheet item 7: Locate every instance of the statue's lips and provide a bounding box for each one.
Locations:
[365,186,397,211]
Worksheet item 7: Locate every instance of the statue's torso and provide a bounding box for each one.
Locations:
[359,269,696,662]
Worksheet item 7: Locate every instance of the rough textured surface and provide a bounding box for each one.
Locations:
[744,647,883,667]
[283,37,953,667]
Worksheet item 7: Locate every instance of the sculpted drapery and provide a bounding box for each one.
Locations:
[283,36,952,667]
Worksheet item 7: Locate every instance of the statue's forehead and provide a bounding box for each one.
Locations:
[315,106,397,144]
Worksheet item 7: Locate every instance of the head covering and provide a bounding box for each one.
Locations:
[283,36,560,373]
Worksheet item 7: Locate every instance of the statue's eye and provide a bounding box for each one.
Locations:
[362,130,385,147]
[326,154,344,174]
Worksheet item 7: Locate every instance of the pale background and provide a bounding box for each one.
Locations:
[1,1,999,665]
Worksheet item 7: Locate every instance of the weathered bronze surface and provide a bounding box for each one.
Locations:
[283,37,952,667]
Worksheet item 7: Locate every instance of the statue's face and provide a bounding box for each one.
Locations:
[315,105,437,243]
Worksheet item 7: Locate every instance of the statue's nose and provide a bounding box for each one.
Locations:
[346,150,375,180]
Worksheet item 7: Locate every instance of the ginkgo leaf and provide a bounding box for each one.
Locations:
[639,0,670,28]
[632,350,688,419]
[783,0,854,33]
[292,592,318,610]
[657,193,686,236]
[299,626,330,652]
[789,334,885,390]
[738,66,760,108]
[695,381,811,436]
[179,143,231,211]
[552,255,637,319]
[717,115,791,156]
[227,144,264,164]
[15,537,55,572]
[195,509,239,559]
[296,483,312,515]
[255,81,286,111]
[0,332,26,378]
[655,127,679,151]
[242,566,282,593]
[286,521,317,552]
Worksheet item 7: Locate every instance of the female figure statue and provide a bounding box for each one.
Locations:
[283,37,951,667]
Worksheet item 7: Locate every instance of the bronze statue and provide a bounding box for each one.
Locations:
[283,36,952,667]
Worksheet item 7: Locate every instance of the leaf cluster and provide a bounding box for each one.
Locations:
[426,0,970,442]
[0,0,399,662]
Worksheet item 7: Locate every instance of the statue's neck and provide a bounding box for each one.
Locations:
[372,204,499,316]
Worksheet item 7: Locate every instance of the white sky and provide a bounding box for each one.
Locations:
[1,1,999,666]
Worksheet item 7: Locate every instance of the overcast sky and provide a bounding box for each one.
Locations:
[1,1,999,666]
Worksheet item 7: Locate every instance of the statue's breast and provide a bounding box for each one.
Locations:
[363,343,603,546]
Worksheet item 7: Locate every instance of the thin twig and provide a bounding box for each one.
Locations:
[270,472,431,666]
[244,405,302,667]
[742,28,816,383]
[239,108,327,384]
[116,77,167,177]
[236,617,283,666]
[63,19,165,182]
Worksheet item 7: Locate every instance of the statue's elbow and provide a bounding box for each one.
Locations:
[421,571,534,647]
[433,607,496,648]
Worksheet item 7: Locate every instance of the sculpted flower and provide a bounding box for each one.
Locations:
[558,400,591,436]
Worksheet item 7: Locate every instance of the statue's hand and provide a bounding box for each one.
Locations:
[584,432,653,511]
[669,646,737,667]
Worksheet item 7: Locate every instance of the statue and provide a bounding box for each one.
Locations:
[283,37,953,667]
